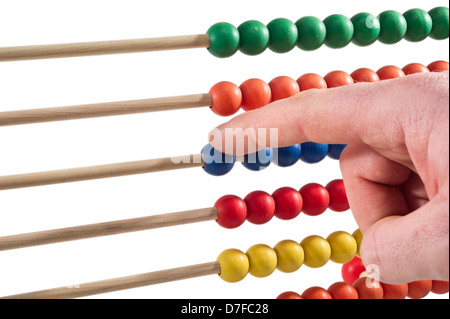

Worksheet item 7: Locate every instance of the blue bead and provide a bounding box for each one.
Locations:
[272,144,302,167]
[242,148,273,171]
[201,144,235,176]
[327,144,347,160]
[299,142,329,163]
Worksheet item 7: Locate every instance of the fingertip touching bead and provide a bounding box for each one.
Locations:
[327,231,358,264]
[240,78,272,112]
[217,249,249,283]
[238,20,270,56]
[377,65,405,80]
[201,144,235,176]
[402,63,430,75]
[209,81,242,116]
[378,10,407,44]
[214,195,247,229]
[299,142,329,164]
[380,282,409,299]
[272,187,303,220]
[352,229,363,257]
[353,277,384,299]
[427,60,450,72]
[326,179,350,212]
[246,244,278,278]
[431,281,450,295]
[351,12,380,46]
[272,144,302,167]
[299,183,330,216]
[302,287,332,299]
[244,191,276,225]
[274,240,305,273]
[342,256,366,284]
[207,22,240,58]
[242,148,273,171]
[323,14,354,49]
[297,73,328,91]
[324,71,354,88]
[403,9,433,42]
[267,18,298,53]
[407,280,433,299]
[327,144,347,160]
[277,291,303,299]
[300,235,332,268]
[328,282,359,299]
[269,76,300,101]
[296,16,327,51]
[428,7,449,40]
[351,68,380,83]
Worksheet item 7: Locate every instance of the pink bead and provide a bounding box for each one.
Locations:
[214,195,247,229]
[272,187,303,220]
[244,191,276,224]
[299,183,330,216]
[326,179,350,212]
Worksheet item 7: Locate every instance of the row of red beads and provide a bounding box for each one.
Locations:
[209,60,449,116]
[215,179,349,229]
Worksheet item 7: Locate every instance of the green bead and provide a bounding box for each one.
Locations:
[267,18,298,53]
[428,7,449,40]
[296,16,327,51]
[378,10,407,44]
[351,12,380,46]
[323,14,354,49]
[207,22,240,58]
[403,9,433,42]
[238,20,270,56]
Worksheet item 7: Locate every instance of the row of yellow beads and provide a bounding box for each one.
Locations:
[217,229,363,283]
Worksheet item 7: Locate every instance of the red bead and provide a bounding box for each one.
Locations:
[377,66,406,80]
[277,291,303,299]
[240,78,272,111]
[327,282,359,299]
[431,280,450,294]
[427,60,450,72]
[326,179,350,212]
[353,277,384,299]
[244,191,276,224]
[214,195,247,229]
[299,183,330,216]
[380,282,409,299]
[407,280,433,299]
[269,76,300,102]
[209,81,242,116]
[402,63,430,75]
[341,256,366,284]
[302,287,332,299]
[272,187,303,220]
[296,73,328,91]
[351,68,380,83]
[323,71,354,88]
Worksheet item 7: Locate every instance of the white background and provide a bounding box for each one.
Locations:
[0,0,448,299]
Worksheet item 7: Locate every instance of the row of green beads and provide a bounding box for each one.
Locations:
[207,7,449,58]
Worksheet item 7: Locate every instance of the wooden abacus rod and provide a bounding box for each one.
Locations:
[0,34,210,62]
[0,207,218,252]
[2,261,221,299]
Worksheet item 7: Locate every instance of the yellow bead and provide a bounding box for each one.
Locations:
[217,249,249,283]
[327,231,358,264]
[300,235,331,268]
[274,240,304,273]
[352,229,363,258]
[246,244,278,278]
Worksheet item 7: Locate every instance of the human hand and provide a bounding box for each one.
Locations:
[209,70,449,285]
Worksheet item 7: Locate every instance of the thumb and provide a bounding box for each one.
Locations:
[361,196,449,284]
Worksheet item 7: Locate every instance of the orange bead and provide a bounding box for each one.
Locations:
[269,76,300,102]
[427,60,450,72]
[353,277,384,299]
[407,280,433,299]
[377,65,406,80]
[277,291,303,299]
[431,280,450,295]
[402,63,430,75]
[323,71,354,88]
[209,81,242,116]
[351,68,380,83]
[380,282,409,299]
[240,78,272,111]
[327,282,359,299]
[302,287,332,299]
[296,73,328,91]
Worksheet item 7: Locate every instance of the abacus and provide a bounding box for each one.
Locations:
[0,4,449,300]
